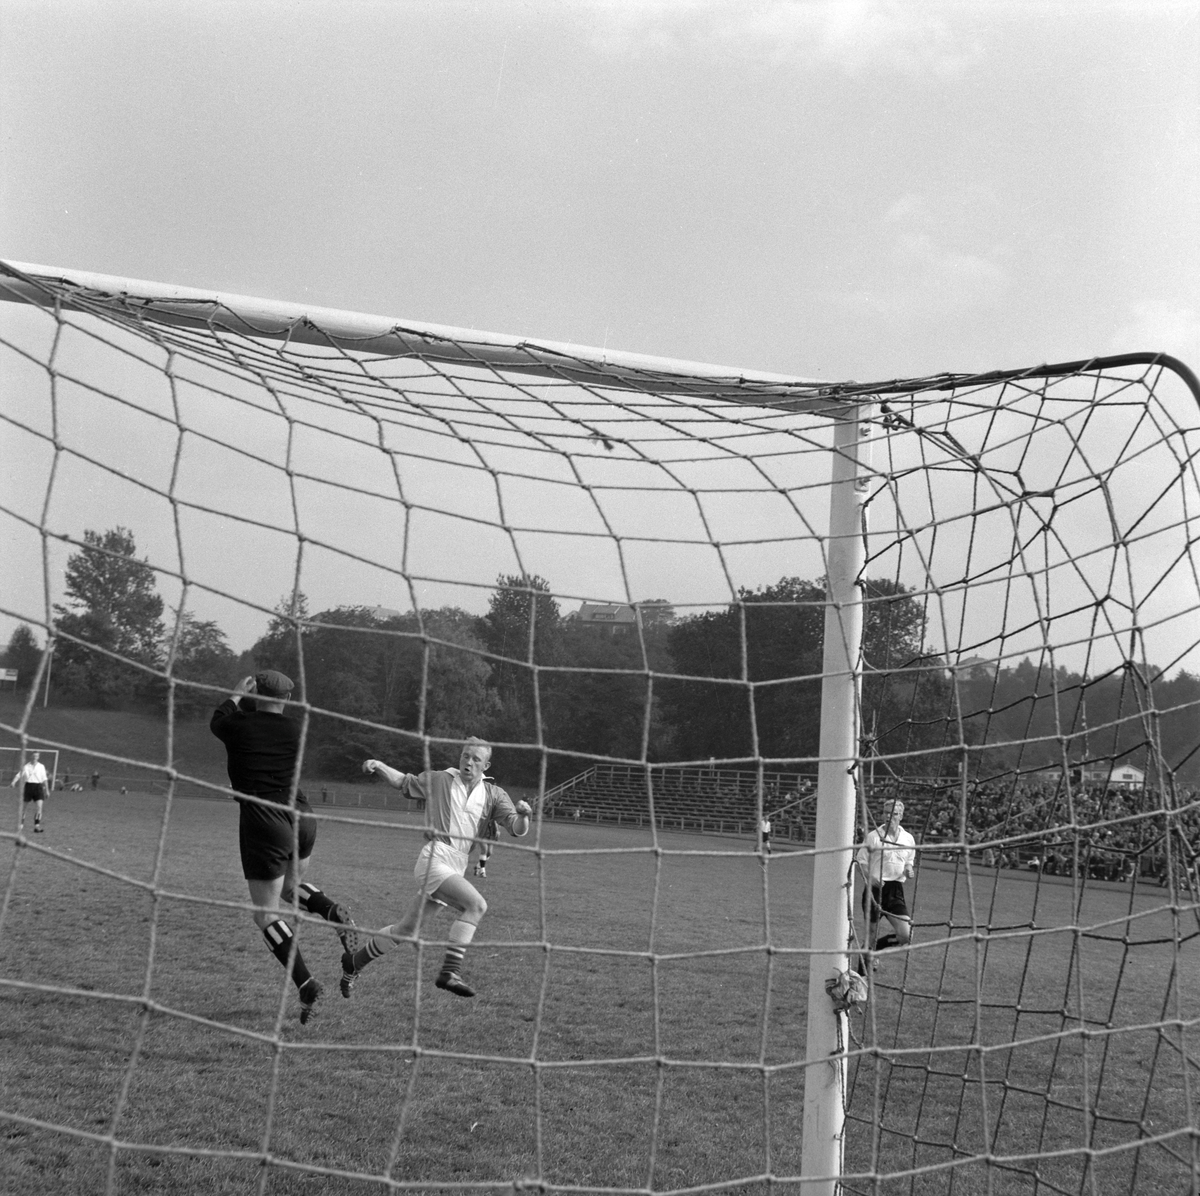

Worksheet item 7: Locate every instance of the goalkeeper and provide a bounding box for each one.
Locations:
[211,672,359,1024]
[855,798,916,972]
[343,738,531,998]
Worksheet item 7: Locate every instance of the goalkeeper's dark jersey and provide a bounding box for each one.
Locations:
[210,699,303,801]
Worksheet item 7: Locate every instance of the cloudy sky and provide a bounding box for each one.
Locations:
[2,0,1198,659]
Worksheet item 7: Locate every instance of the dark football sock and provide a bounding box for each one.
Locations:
[296,881,339,920]
[262,918,313,989]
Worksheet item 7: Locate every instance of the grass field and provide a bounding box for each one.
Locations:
[2,788,1197,1196]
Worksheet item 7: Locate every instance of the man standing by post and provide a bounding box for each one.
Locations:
[11,751,49,833]
[211,672,358,1024]
[855,798,916,972]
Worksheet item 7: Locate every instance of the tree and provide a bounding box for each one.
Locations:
[52,527,164,706]
[664,577,826,765]
[479,574,561,666]
[3,624,43,691]
[250,592,312,691]
[162,609,240,716]
[637,599,676,629]
[542,615,676,770]
[479,575,562,780]
[250,604,497,779]
[663,576,941,769]
[858,578,955,777]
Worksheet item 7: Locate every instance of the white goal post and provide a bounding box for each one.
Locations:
[1,258,1197,1196]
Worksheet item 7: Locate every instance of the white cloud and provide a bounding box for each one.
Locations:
[587,0,984,76]
[849,189,1012,318]
[1109,302,1200,365]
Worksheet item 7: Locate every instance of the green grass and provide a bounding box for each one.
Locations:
[2,787,1197,1196]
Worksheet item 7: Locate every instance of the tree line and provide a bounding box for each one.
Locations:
[4,526,1197,786]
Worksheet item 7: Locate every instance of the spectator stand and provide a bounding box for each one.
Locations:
[542,763,818,841]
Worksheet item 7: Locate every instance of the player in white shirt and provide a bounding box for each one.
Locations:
[474,812,499,878]
[11,751,49,833]
[759,815,772,857]
[855,799,916,971]
[343,738,531,998]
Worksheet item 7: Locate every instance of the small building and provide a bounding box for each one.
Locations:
[1099,763,1145,789]
[1031,762,1146,790]
[574,602,638,634]
[950,656,1000,680]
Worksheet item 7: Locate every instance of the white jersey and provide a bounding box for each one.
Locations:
[445,769,488,854]
[13,762,48,786]
[857,824,916,884]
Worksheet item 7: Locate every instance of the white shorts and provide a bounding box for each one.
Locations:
[414,840,469,898]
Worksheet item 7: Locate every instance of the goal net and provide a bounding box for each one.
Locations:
[0,259,1197,1195]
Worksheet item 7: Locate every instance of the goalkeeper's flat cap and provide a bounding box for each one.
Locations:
[255,670,294,698]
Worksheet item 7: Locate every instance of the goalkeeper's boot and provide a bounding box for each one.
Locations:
[435,970,475,998]
[339,951,359,999]
[329,904,360,954]
[298,978,322,1025]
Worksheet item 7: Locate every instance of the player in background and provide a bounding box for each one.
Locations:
[759,813,772,857]
[343,738,531,998]
[474,812,499,878]
[11,751,49,833]
[211,671,359,1024]
[855,798,916,973]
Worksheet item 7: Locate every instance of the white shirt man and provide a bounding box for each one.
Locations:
[759,816,772,857]
[349,738,531,999]
[855,799,916,969]
[11,752,49,832]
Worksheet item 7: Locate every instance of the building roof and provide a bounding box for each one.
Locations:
[575,602,638,626]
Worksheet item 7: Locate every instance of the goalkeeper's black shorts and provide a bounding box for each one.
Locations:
[237,792,316,881]
[863,880,909,921]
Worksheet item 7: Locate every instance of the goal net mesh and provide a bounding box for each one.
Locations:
[1,260,1197,1195]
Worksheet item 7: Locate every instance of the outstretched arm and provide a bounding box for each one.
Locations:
[363,758,409,789]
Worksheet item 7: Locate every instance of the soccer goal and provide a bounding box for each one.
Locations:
[0,259,1197,1196]
[1,746,59,792]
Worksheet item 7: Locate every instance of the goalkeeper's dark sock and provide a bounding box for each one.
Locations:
[439,920,477,977]
[262,919,313,990]
[875,934,898,951]
[295,881,338,920]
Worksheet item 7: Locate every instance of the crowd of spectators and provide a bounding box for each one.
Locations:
[882,777,1200,889]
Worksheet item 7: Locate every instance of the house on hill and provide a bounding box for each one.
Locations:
[950,655,1000,679]
[574,602,639,634]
